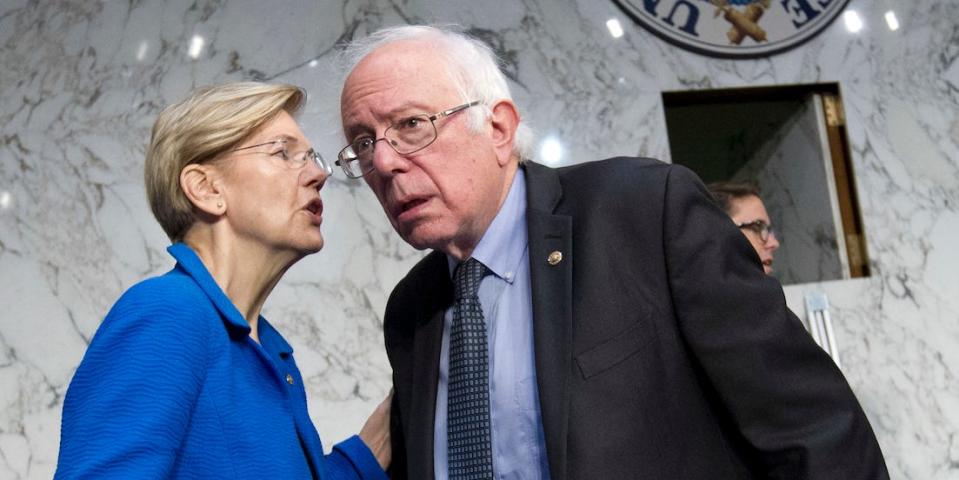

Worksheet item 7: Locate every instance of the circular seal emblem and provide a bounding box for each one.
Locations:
[613,0,851,58]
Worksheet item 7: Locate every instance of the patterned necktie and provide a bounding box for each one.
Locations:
[448,258,494,480]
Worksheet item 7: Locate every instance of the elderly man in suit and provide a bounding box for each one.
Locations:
[335,24,888,480]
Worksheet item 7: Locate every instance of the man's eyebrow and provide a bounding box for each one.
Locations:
[344,102,436,138]
[386,102,432,116]
[343,123,372,141]
[366,101,433,117]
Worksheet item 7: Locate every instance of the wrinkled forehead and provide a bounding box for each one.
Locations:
[341,40,460,107]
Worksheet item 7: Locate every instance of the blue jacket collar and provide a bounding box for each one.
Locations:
[167,243,294,355]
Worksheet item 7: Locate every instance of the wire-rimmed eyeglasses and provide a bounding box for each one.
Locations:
[737,219,777,243]
[233,139,333,176]
[335,100,481,179]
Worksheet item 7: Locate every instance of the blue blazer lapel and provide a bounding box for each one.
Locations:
[524,162,573,480]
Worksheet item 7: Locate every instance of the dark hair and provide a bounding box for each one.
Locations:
[706,181,761,215]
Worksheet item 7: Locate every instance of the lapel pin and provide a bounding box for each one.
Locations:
[547,250,563,266]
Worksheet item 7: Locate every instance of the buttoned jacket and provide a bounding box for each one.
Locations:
[384,158,888,479]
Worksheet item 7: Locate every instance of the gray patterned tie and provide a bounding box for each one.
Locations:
[448,258,494,480]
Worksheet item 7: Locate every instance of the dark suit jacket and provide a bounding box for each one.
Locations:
[384,158,888,479]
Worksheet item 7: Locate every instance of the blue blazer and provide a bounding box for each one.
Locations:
[56,244,387,480]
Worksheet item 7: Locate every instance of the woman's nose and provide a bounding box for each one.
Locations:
[303,157,329,189]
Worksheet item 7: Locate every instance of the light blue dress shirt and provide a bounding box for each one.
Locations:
[434,169,550,480]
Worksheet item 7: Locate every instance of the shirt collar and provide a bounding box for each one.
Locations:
[167,243,293,355]
[448,168,528,284]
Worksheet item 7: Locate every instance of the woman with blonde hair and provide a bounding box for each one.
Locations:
[55,82,389,479]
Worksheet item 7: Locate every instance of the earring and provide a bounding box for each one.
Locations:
[216,202,223,208]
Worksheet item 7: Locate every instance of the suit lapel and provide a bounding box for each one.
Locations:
[524,162,573,480]
[408,252,452,480]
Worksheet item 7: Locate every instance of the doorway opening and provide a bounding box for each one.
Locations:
[663,83,869,285]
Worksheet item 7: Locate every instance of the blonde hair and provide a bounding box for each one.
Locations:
[144,82,305,242]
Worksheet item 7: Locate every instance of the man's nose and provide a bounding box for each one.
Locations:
[371,137,411,176]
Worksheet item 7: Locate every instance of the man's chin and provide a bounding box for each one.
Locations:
[400,232,438,251]
[397,225,448,252]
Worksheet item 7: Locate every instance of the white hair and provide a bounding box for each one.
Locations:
[339,24,534,162]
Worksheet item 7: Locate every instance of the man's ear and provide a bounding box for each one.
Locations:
[180,164,225,215]
[488,99,520,167]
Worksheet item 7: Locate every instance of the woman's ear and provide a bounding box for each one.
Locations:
[180,164,225,215]
[488,99,520,167]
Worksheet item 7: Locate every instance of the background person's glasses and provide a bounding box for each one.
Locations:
[233,140,333,176]
[737,219,777,243]
[336,100,481,179]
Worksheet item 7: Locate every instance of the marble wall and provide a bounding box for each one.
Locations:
[737,96,848,285]
[1,0,956,478]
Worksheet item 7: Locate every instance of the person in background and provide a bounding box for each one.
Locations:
[335,25,888,479]
[56,82,390,479]
[708,181,781,275]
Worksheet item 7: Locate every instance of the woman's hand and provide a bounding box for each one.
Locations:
[359,389,393,470]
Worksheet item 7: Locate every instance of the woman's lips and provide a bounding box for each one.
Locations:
[304,198,323,224]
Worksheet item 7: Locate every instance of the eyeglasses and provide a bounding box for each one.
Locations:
[336,100,482,179]
[233,140,333,176]
[737,220,777,243]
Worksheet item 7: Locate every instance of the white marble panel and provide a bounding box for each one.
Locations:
[735,98,846,285]
[1,0,957,478]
